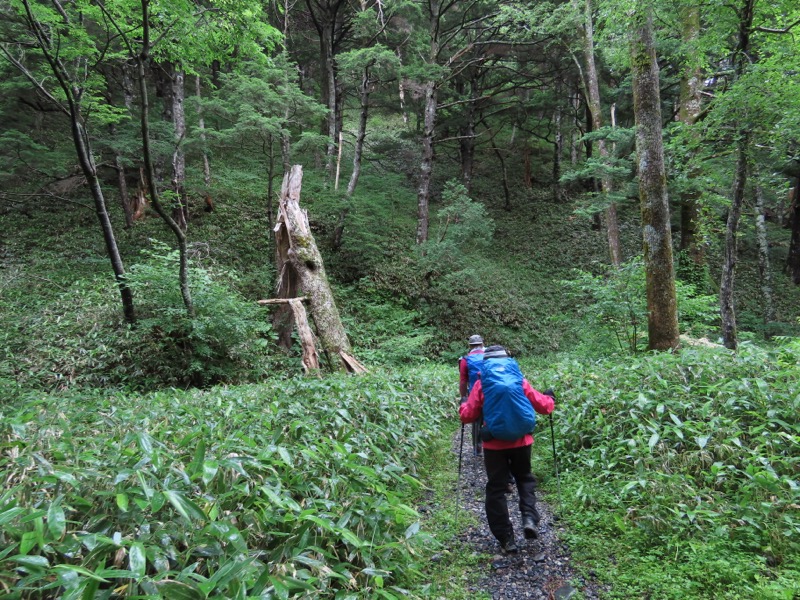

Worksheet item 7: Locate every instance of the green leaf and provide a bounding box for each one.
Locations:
[129,542,146,578]
[153,580,206,600]
[53,564,110,582]
[11,554,49,570]
[116,493,129,512]
[46,499,66,540]
[163,490,206,522]
[201,460,219,486]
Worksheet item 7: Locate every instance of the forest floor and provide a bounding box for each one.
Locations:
[451,430,606,600]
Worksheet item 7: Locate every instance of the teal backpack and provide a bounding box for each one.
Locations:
[480,354,536,440]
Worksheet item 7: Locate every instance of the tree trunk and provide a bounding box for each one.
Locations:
[13,0,135,324]
[171,67,188,230]
[720,138,749,349]
[493,146,511,210]
[111,67,134,228]
[459,75,477,193]
[677,3,705,275]
[77,119,137,324]
[195,75,213,212]
[553,100,563,201]
[785,180,800,283]
[346,60,372,197]
[720,0,756,350]
[275,165,365,372]
[631,0,680,351]
[579,0,621,266]
[416,79,436,244]
[320,24,338,178]
[754,182,775,325]
[136,4,193,317]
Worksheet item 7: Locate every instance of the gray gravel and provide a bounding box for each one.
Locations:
[451,432,606,600]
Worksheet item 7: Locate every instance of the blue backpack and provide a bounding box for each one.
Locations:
[480,356,536,440]
[463,350,484,394]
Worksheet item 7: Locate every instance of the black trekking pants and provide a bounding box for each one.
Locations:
[483,445,540,543]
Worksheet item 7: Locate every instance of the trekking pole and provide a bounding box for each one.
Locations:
[549,413,562,517]
[455,422,465,529]
[458,422,465,480]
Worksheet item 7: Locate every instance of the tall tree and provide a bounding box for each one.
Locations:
[630,0,679,351]
[719,0,755,350]
[576,0,621,266]
[1,0,136,324]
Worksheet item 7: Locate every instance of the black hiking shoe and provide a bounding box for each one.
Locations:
[522,516,538,540]
[500,538,518,554]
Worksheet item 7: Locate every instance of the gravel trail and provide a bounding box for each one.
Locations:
[452,431,606,600]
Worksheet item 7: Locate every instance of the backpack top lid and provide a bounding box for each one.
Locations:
[480,348,536,440]
[483,345,509,360]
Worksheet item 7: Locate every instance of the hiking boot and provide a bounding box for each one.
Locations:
[500,538,518,554]
[522,515,538,540]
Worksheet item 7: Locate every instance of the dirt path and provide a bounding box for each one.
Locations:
[452,431,605,600]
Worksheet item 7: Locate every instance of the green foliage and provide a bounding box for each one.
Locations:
[563,258,718,354]
[340,285,436,365]
[3,245,277,391]
[123,245,275,388]
[532,345,800,597]
[0,366,462,598]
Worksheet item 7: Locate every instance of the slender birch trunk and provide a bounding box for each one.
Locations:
[195,75,213,212]
[754,182,775,325]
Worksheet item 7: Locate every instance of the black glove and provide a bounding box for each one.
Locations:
[543,388,556,400]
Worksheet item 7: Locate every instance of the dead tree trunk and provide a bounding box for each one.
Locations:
[274,165,366,373]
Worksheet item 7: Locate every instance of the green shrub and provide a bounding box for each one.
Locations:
[124,245,276,387]
[0,367,455,598]
[563,258,718,354]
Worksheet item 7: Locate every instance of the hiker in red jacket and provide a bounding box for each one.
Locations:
[459,345,555,554]
[459,334,485,455]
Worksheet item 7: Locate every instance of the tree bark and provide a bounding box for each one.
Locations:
[171,67,188,230]
[631,0,680,351]
[416,0,442,245]
[459,75,477,193]
[677,3,705,275]
[754,182,775,325]
[720,138,749,349]
[785,180,800,283]
[275,165,365,372]
[720,0,756,350]
[111,67,135,228]
[579,0,621,266]
[416,79,436,244]
[136,0,194,316]
[195,75,213,212]
[346,59,373,197]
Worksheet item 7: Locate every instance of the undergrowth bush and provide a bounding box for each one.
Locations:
[0,367,454,599]
[125,246,275,388]
[8,248,281,391]
[542,342,800,570]
[563,258,718,354]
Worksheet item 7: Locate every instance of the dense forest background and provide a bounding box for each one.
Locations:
[1,0,800,598]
